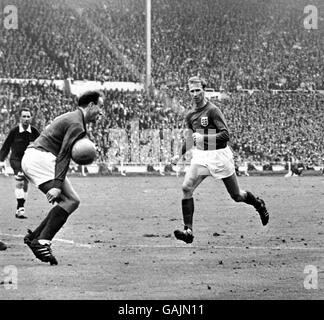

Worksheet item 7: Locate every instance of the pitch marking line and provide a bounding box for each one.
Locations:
[124,244,324,251]
[2,233,323,251]
[0,233,93,248]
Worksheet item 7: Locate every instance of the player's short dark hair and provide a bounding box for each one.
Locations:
[188,76,207,90]
[20,108,32,116]
[78,91,102,107]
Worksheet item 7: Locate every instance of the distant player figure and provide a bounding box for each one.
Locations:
[291,162,304,176]
[0,108,40,219]
[285,156,304,177]
[0,240,7,251]
[171,76,269,243]
[21,91,103,265]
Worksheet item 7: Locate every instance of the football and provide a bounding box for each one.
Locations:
[71,137,96,165]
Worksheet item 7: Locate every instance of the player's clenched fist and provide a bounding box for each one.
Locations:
[192,132,204,145]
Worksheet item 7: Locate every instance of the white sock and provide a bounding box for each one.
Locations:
[15,188,24,199]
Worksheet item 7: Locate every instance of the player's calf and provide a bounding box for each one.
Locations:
[23,229,34,247]
[15,176,27,218]
[230,192,245,202]
[244,191,269,226]
[174,197,195,243]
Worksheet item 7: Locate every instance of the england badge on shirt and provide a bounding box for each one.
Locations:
[201,117,208,126]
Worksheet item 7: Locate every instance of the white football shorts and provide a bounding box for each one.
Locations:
[190,146,235,179]
[21,148,56,187]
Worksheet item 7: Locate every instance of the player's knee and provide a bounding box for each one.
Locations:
[63,194,80,213]
[182,183,193,197]
[15,180,24,189]
[70,194,81,211]
[70,198,80,211]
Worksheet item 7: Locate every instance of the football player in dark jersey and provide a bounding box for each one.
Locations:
[21,91,103,264]
[171,76,269,243]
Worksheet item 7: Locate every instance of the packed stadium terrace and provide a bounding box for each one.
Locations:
[1,81,323,166]
[0,0,323,165]
[0,0,323,90]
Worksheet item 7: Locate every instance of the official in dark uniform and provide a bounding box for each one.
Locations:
[0,108,40,218]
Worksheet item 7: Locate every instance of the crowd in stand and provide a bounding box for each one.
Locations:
[0,0,323,166]
[1,0,139,82]
[1,81,323,167]
[222,91,324,166]
[85,0,324,91]
[1,0,323,90]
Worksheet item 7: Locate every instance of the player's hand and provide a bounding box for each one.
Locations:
[170,155,180,165]
[192,132,204,145]
[46,188,62,204]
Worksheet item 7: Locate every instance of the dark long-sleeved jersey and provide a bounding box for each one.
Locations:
[0,125,40,162]
[29,109,87,189]
[185,101,229,150]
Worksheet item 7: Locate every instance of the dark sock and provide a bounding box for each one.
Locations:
[244,191,260,208]
[182,198,194,230]
[17,198,25,209]
[38,206,70,241]
[30,212,52,239]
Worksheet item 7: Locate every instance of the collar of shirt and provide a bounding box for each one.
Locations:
[19,123,32,133]
[194,99,209,111]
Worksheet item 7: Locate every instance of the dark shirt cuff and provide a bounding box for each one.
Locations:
[52,179,63,189]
